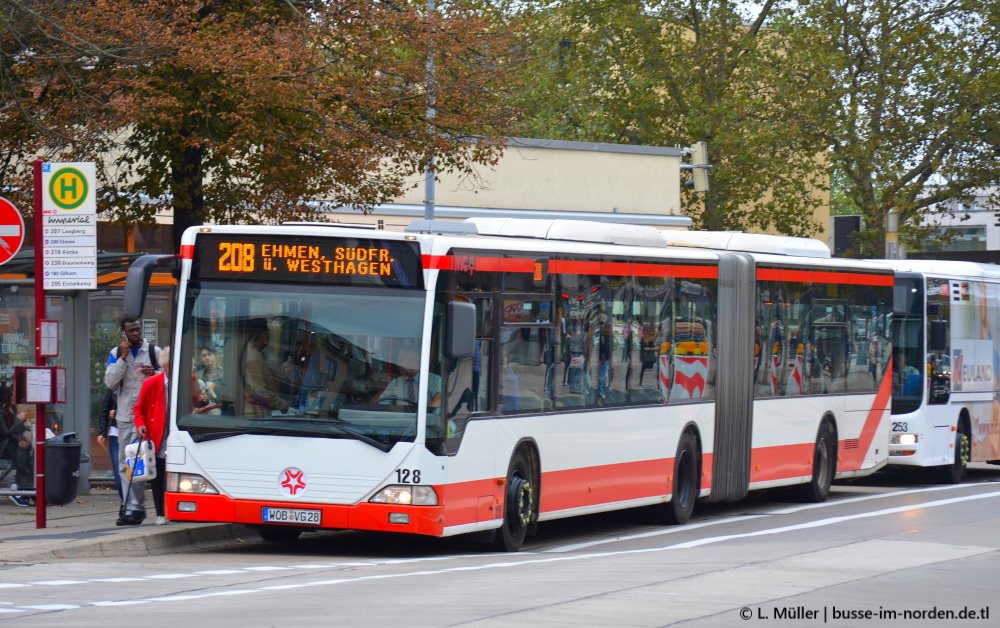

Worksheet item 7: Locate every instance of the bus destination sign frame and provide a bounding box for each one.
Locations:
[193,234,424,289]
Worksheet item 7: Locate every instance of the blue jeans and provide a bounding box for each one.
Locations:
[109,435,123,502]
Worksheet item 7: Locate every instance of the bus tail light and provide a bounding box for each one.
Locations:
[168,472,219,494]
[370,485,438,506]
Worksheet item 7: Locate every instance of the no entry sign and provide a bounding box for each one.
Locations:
[0,196,26,266]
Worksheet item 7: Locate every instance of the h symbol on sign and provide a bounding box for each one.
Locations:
[59,177,78,200]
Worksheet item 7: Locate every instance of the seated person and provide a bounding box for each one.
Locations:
[244,319,291,416]
[378,342,442,410]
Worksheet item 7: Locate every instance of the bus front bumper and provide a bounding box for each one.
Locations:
[166,492,446,536]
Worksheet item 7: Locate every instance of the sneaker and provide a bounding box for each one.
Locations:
[9,496,30,507]
[156,516,168,526]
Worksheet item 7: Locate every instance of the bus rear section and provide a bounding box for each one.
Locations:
[888,263,1000,482]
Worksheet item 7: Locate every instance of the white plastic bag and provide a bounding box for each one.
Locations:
[124,439,157,482]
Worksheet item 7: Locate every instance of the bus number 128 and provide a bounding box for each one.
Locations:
[396,469,421,484]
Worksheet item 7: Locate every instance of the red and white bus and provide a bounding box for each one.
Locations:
[125,219,893,550]
[886,259,1000,482]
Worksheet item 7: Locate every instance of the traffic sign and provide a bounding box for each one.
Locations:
[0,196,26,266]
[40,162,97,289]
[41,162,97,215]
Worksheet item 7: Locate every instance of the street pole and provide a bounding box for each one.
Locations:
[32,159,47,528]
[886,212,899,260]
[424,0,436,221]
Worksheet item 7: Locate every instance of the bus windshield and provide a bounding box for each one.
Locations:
[177,282,427,451]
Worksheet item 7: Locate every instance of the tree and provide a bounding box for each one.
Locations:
[782,0,1000,257]
[3,1,519,251]
[511,0,829,236]
[1,1,122,213]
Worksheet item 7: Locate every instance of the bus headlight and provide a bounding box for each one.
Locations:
[370,485,438,506]
[167,472,219,494]
[891,433,918,446]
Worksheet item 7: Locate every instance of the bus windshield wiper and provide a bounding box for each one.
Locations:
[261,418,394,452]
[190,428,277,442]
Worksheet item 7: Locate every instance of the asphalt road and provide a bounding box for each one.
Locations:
[0,465,998,627]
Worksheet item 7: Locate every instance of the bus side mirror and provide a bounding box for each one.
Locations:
[929,320,948,352]
[447,301,476,358]
[124,255,178,318]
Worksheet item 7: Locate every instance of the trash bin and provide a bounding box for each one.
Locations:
[45,432,82,506]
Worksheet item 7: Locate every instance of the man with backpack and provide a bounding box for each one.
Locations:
[104,317,161,525]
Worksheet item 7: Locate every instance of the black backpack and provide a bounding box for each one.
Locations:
[113,342,160,371]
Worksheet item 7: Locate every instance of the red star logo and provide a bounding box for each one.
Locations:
[280,468,307,496]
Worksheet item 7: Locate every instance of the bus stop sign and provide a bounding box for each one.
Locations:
[0,196,26,266]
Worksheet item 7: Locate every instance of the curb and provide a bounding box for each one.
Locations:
[0,523,257,562]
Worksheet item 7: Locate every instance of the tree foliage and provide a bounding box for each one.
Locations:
[511,0,828,235]
[2,1,519,251]
[779,0,1000,257]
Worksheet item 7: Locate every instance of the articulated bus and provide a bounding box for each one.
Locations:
[886,259,1000,482]
[124,219,893,551]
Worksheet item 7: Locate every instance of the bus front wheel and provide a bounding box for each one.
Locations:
[937,427,970,484]
[493,450,534,552]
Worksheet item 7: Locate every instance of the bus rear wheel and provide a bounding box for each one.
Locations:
[660,431,699,525]
[794,421,836,503]
[257,525,303,543]
[493,450,534,552]
[937,427,970,484]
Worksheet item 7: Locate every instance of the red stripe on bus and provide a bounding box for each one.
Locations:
[423,255,452,270]
[180,245,194,260]
[632,263,719,279]
[839,370,893,471]
[548,259,602,275]
[756,268,894,286]
[539,458,672,513]
[550,259,718,279]
[749,443,816,482]
[424,255,538,273]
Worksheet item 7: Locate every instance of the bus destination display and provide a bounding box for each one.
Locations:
[194,234,423,288]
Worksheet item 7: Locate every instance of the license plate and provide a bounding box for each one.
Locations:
[261,507,322,526]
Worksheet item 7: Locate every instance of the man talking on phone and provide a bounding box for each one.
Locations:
[104,316,162,525]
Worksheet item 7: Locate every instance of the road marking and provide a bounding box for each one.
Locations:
[3,485,997,615]
[194,570,245,575]
[33,580,84,586]
[547,483,990,552]
[479,540,993,627]
[31,488,995,612]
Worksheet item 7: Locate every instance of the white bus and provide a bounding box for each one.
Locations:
[124,219,893,550]
[886,259,1000,482]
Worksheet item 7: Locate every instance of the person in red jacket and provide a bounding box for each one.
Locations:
[133,347,171,526]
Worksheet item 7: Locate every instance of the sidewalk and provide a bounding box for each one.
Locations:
[0,487,254,562]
